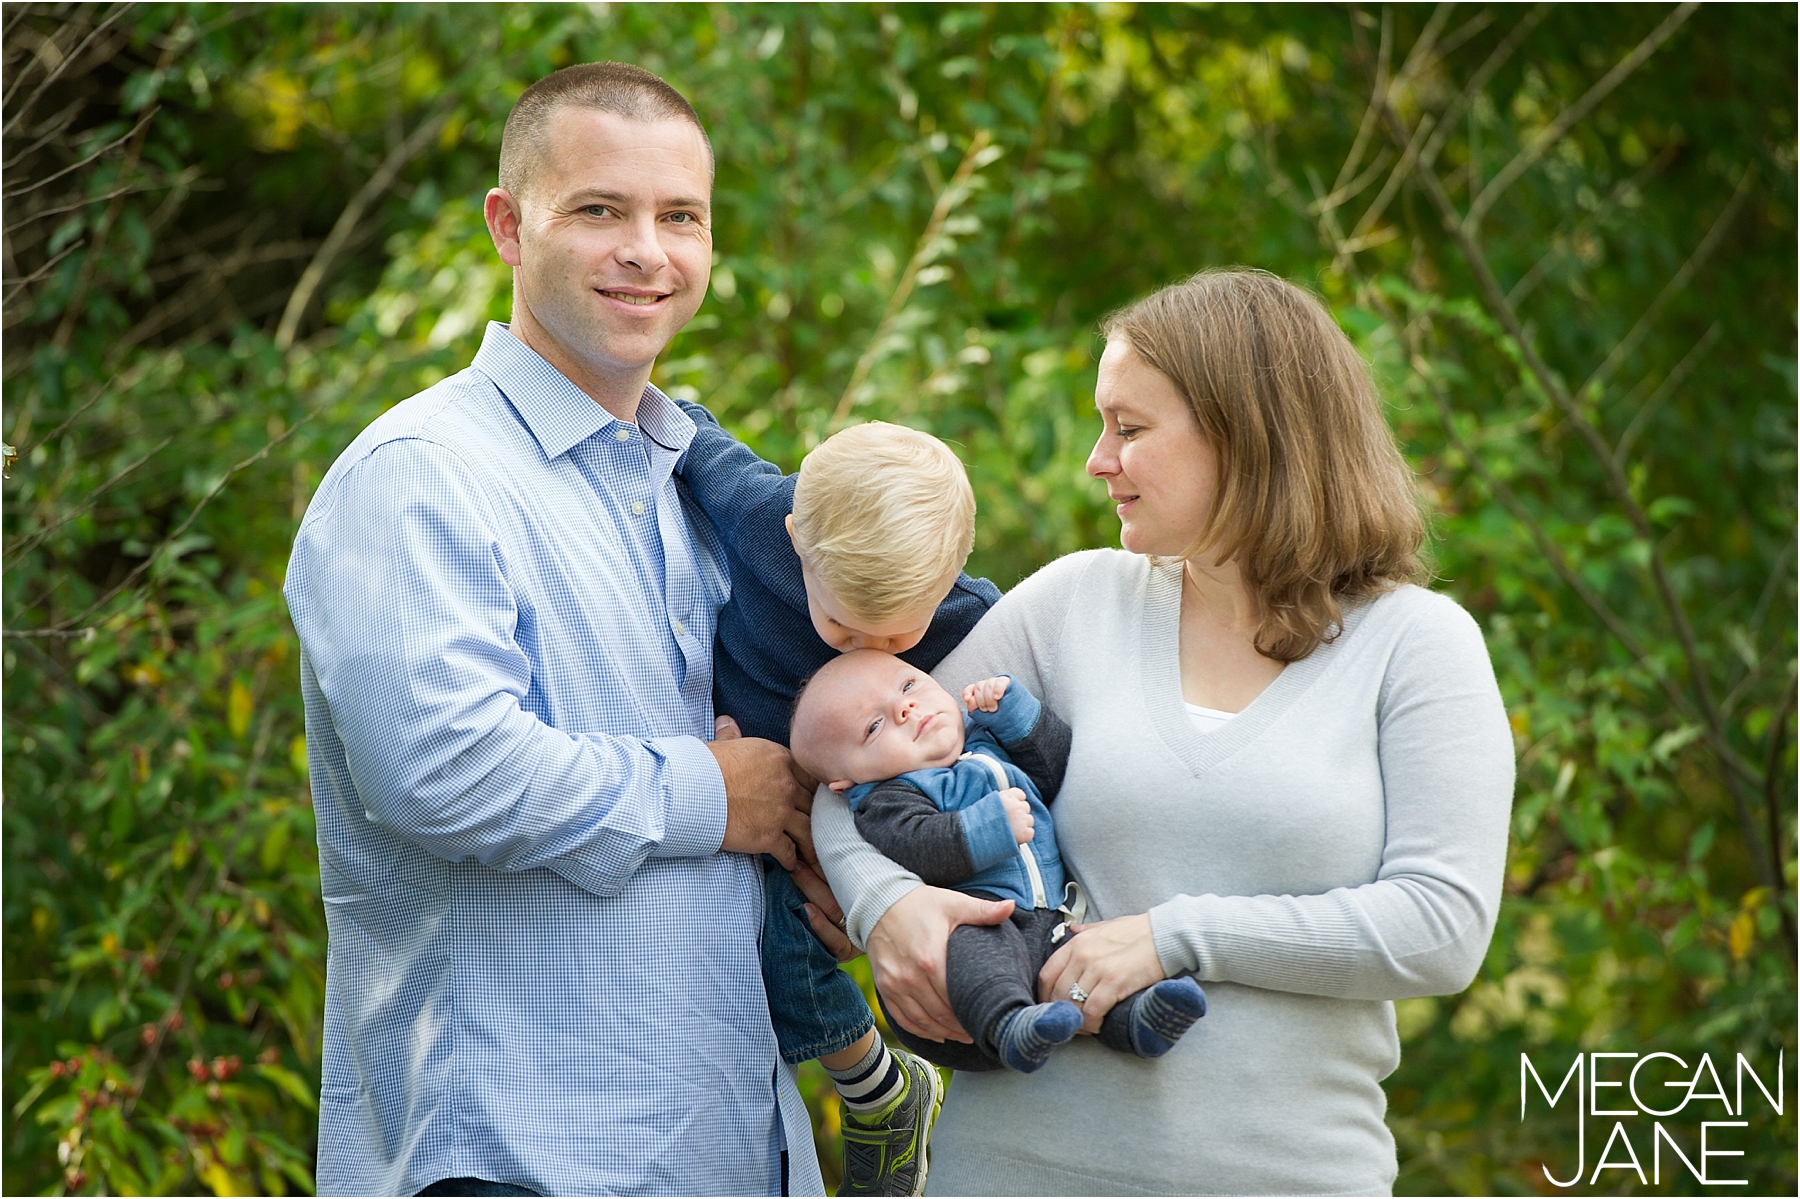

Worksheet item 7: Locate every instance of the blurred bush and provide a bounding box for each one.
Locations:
[3,4,1792,1194]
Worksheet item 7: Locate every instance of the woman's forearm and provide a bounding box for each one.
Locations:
[811,784,923,949]
[1148,596,1514,1001]
[1147,873,1496,1001]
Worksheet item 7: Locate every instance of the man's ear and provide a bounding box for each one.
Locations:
[828,779,853,793]
[484,188,524,267]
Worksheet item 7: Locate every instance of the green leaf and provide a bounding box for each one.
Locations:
[89,994,122,1039]
[254,1064,318,1113]
[1646,495,1696,525]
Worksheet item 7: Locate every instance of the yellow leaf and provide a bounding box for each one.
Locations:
[289,735,309,778]
[1728,910,1755,960]
[228,681,253,739]
[171,829,192,871]
[201,1161,250,1197]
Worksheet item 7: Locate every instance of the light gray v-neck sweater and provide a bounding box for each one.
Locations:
[813,549,1515,1196]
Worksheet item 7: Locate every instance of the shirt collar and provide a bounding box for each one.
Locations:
[472,322,696,461]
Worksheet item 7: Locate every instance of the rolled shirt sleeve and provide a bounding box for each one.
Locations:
[291,437,726,898]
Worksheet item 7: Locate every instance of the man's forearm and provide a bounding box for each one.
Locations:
[333,686,728,896]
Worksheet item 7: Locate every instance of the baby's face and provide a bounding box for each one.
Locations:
[793,649,965,790]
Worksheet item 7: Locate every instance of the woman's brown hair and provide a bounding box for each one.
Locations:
[1101,268,1427,663]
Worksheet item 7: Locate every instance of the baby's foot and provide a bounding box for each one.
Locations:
[994,1000,1083,1073]
[1127,978,1207,1058]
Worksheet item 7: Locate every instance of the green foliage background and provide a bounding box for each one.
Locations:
[3,3,1793,1194]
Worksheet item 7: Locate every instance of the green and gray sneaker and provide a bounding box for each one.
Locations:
[837,1048,943,1197]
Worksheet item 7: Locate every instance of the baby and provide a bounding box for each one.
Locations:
[790,650,1208,1074]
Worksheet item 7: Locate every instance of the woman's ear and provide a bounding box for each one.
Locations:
[785,512,798,548]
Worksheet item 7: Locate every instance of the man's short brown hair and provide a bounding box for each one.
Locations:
[498,62,713,197]
[1102,269,1427,663]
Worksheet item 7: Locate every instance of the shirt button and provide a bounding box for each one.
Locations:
[675,620,687,636]
[631,501,646,516]
[614,427,632,442]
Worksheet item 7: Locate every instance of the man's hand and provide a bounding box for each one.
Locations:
[710,715,813,869]
[1000,787,1034,844]
[790,860,862,963]
[961,676,1011,713]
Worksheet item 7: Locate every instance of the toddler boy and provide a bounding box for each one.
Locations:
[674,404,998,1196]
[790,652,1208,1074]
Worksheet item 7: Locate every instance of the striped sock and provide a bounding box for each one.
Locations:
[825,1039,906,1115]
[993,1000,1083,1073]
[1126,978,1208,1058]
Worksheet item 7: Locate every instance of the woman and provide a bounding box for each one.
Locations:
[812,269,1515,1195]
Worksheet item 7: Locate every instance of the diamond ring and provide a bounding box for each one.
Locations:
[1069,983,1089,1004]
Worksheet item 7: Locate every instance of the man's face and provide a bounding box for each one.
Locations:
[792,650,966,790]
[492,108,712,389]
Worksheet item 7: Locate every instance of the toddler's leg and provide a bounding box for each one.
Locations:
[760,860,874,1065]
[947,911,1080,1074]
[763,863,943,1197]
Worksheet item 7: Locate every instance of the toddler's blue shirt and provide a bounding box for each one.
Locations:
[673,400,1001,745]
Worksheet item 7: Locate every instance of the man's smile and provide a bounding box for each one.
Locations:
[598,288,671,306]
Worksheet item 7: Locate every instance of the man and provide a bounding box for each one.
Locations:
[285,63,828,1196]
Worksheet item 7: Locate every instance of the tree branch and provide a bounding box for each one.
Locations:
[1463,2,1697,232]
[1402,321,1711,739]
[1578,167,1754,398]
[1762,677,1797,960]
[2,105,156,200]
[1377,90,1777,893]
[273,105,452,350]
[1612,321,1720,468]
[1418,4,1548,183]
[2,2,134,135]
[1326,6,1392,204]
[5,433,175,563]
[34,408,318,634]
[832,129,994,424]
[1505,141,1680,307]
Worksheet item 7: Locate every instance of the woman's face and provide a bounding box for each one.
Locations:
[1086,339,1219,559]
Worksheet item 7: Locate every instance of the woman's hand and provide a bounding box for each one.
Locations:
[868,886,1014,1043]
[1038,913,1165,1034]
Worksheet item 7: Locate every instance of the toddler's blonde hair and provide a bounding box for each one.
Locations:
[790,423,975,624]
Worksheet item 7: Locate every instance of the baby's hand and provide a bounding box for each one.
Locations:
[962,676,1011,713]
[1000,787,1034,844]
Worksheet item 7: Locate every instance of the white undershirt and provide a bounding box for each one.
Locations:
[1185,702,1238,735]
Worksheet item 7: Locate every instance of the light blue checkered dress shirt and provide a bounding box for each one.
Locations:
[285,323,822,1197]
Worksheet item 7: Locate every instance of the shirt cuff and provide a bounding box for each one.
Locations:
[970,676,1041,744]
[960,792,1022,873]
[1148,895,1205,978]
[846,876,924,953]
[646,735,728,858]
